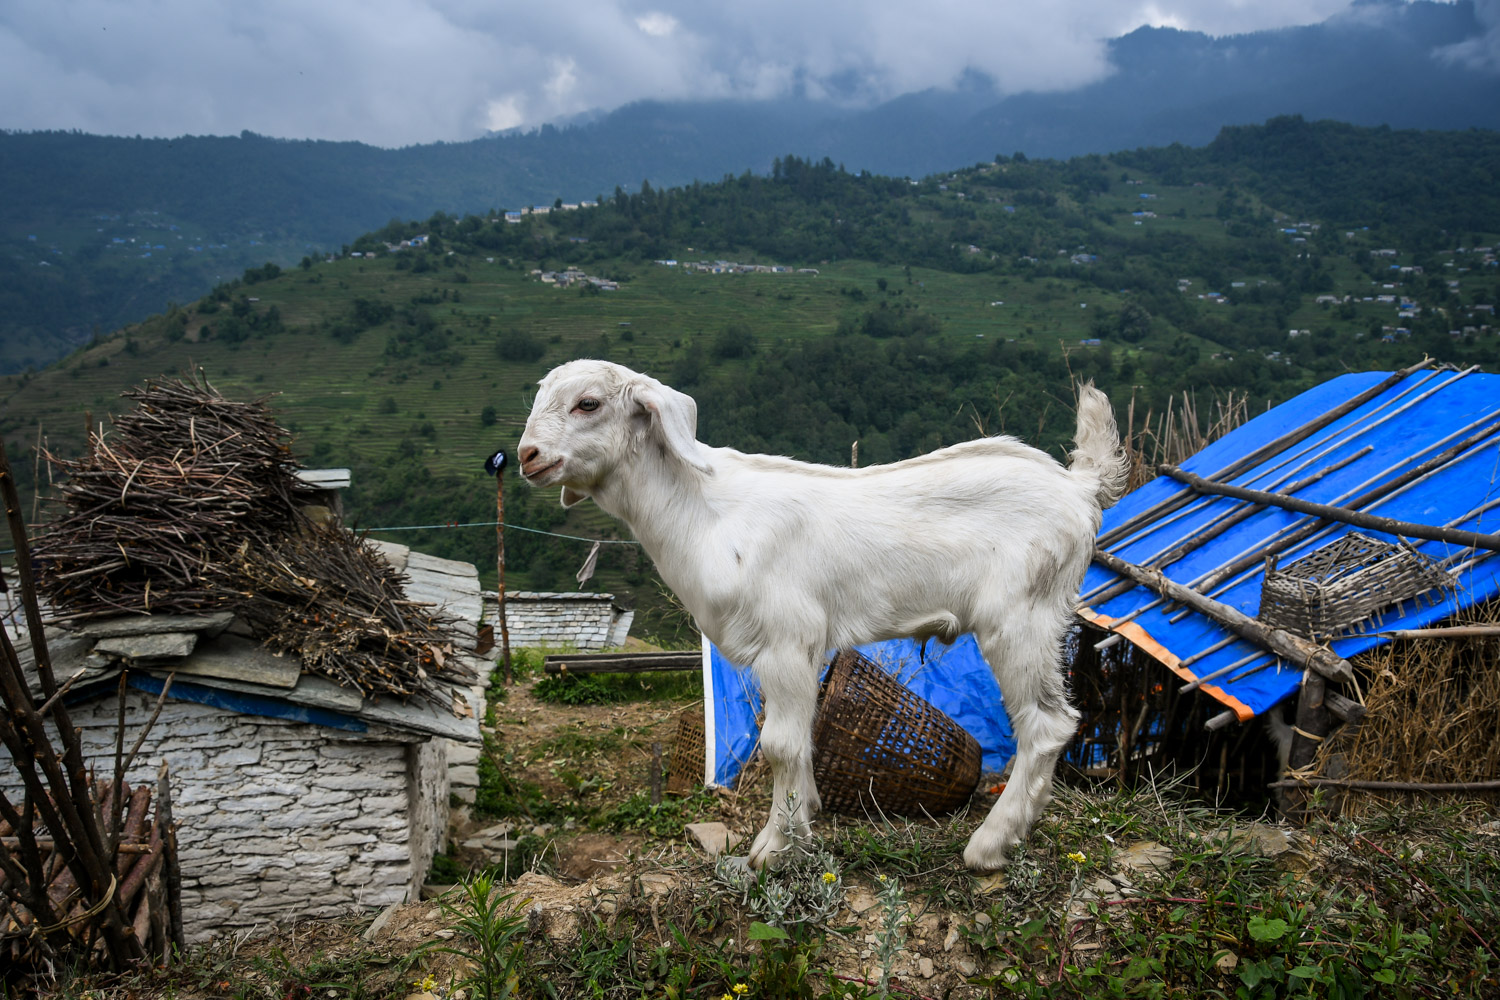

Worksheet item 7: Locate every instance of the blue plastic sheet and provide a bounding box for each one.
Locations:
[1080,369,1500,720]
[706,635,1016,787]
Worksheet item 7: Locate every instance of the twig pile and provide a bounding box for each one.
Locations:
[34,374,313,619]
[31,373,472,707]
[227,525,465,705]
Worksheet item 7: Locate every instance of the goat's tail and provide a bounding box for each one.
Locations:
[1069,381,1129,511]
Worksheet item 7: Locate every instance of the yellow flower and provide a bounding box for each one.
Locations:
[412,974,438,992]
[1066,851,1087,864]
[876,873,888,883]
[821,872,837,884]
[732,985,751,995]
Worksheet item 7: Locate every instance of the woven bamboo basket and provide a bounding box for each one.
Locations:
[811,649,982,816]
[1258,531,1452,640]
[665,706,705,795]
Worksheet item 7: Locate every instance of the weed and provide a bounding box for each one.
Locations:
[428,872,530,1000]
[596,789,716,836]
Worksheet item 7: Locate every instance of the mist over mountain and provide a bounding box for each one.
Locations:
[2,0,1497,373]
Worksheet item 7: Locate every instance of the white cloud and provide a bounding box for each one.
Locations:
[635,11,678,38]
[0,0,1447,147]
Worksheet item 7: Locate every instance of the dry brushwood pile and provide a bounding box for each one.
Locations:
[31,373,472,708]
[0,771,181,969]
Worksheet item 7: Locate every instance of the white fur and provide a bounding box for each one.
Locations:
[517,360,1128,870]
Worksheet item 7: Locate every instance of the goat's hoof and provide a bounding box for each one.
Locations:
[746,827,791,871]
[963,838,1015,873]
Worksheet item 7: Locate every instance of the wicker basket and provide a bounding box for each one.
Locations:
[665,706,705,795]
[811,649,982,816]
[1258,531,1452,640]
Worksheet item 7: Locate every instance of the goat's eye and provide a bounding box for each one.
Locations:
[576,398,600,412]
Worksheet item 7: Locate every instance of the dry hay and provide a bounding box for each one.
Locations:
[1320,601,1500,812]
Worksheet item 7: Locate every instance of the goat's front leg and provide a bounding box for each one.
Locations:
[746,649,822,870]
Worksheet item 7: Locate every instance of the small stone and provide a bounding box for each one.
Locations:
[956,959,978,977]
[974,872,1006,893]
[943,927,961,952]
[1116,840,1173,872]
[434,929,456,940]
[684,822,743,858]
[1214,950,1239,972]
[918,957,935,979]
[972,912,992,931]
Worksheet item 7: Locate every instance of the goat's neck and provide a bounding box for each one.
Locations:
[591,445,713,577]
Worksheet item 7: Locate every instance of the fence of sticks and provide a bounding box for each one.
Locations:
[30,372,473,710]
[0,439,184,977]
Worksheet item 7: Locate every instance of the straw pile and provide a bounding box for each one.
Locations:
[31,373,472,708]
[1319,602,1500,812]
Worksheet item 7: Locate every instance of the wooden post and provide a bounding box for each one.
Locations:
[485,449,513,684]
[650,742,662,805]
[1285,671,1330,819]
[496,471,512,684]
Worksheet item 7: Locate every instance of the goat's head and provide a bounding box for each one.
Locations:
[517,359,711,508]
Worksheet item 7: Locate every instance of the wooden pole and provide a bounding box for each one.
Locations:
[1160,462,1500,554]
[1375,625,1500,639]
[1269,777,1500,792]
[1090,547,1355,683]
[1096,358,1436,548]
[496,471,512,684]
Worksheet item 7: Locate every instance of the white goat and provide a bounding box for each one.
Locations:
[517,360,1128,870]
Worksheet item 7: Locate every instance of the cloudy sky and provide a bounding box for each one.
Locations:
[0,0,1447,148]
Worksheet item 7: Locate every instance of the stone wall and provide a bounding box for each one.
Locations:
[0,689,446,943]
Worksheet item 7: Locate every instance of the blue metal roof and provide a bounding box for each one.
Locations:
[1080,366,1500,721]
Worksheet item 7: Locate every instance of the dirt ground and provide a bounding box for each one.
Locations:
[111,675,1345,999]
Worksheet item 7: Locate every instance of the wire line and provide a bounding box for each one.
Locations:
[360,520,640,544]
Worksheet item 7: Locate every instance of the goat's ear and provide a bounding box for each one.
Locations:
[630,378,713,473]
[560,486,589,508]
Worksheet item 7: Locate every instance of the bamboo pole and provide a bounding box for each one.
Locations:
[1165,419,1500,615]
[1375,625,1500,639]
[1096,358,1436,549]
[1269,777,1500,792]
[1160,463,1500,554]
[1090,548,1354,683]
[1082,445,1374,609]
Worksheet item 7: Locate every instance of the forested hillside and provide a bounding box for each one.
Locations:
[2,118,1496,637]
[4,0,1498,373]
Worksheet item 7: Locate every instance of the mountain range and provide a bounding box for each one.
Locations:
[2,0,1497,373]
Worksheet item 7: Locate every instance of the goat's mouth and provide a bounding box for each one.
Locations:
[520,457,563,483]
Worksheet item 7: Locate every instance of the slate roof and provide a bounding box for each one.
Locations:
[4,543,487,743]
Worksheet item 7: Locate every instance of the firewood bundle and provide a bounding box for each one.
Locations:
[30,373,473,707]
[226,524,467,706]
[0,771,181,971]
[34,373,314,620]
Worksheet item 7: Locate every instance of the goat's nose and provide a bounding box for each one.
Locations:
[519,444,540,467]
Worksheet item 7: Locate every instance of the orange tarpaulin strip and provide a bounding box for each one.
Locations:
[1078,606,1256,723]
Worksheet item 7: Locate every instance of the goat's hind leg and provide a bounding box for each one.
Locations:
[746,647,823,870]
[964,630,1079,871]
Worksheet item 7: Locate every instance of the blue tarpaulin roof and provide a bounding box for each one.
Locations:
[1079,367,1500,721]
[693,366,1500,784]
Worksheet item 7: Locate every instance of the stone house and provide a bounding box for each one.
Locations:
[485,591,634,651]
[1,544,487,944]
